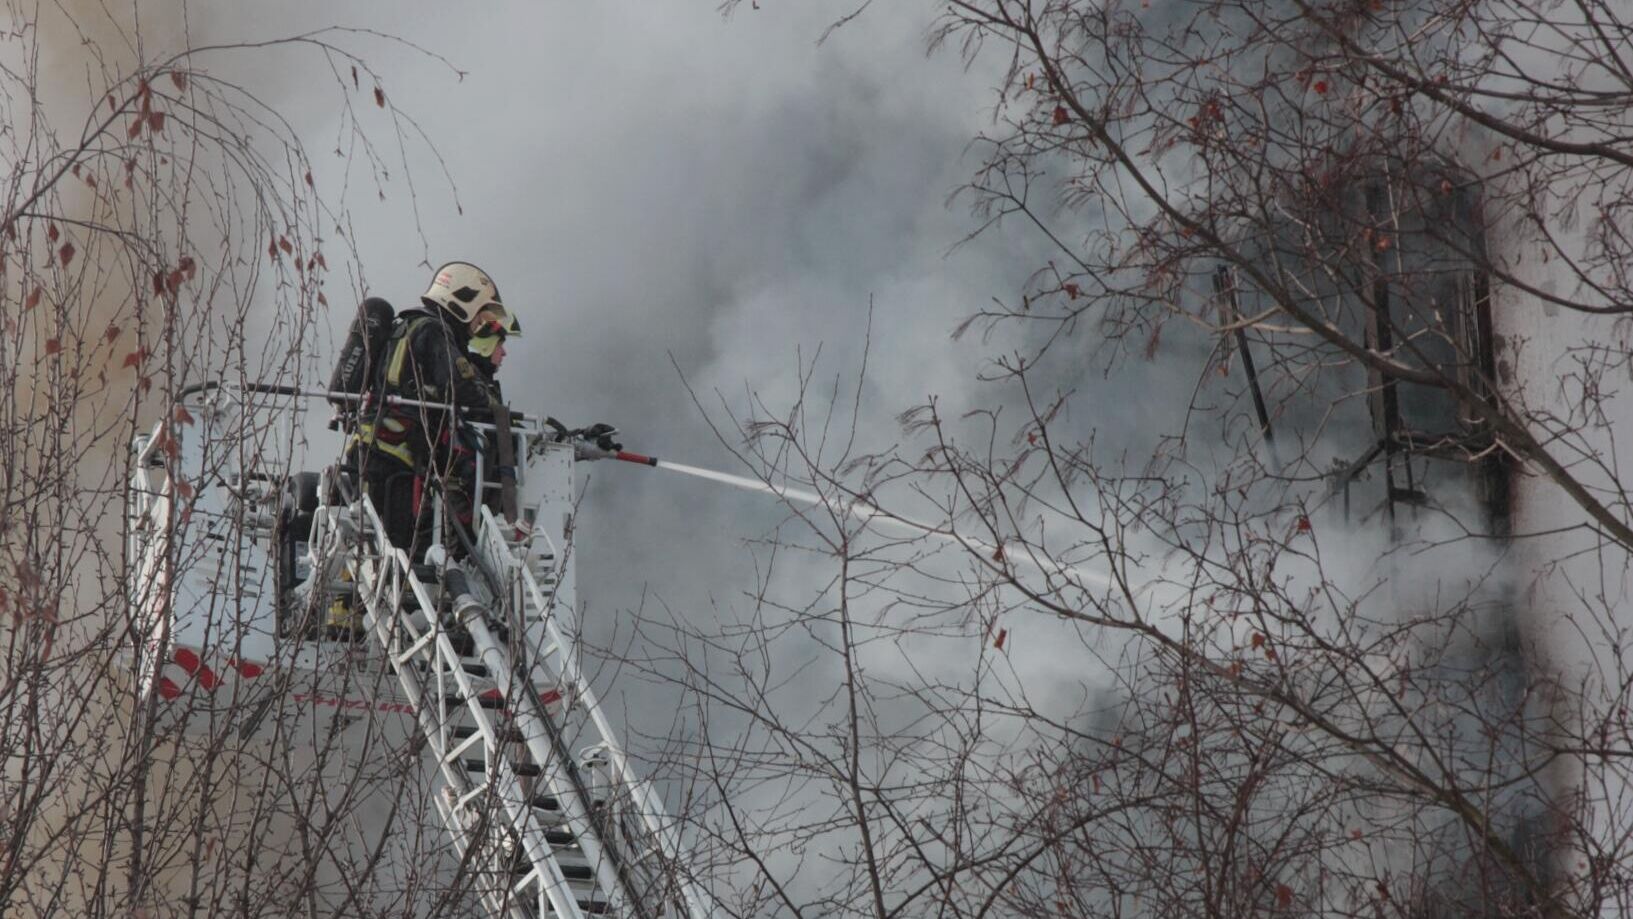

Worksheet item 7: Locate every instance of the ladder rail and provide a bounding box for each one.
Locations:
[459,612,647,919]
[478,508,717,919]
[464,510,660,919]
[349,495,591,919]
[433,790,534,919]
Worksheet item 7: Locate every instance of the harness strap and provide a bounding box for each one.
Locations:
[353,312,442,468]
[383,313,437,390]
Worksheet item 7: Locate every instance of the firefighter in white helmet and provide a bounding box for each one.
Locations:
[352,261,514,557]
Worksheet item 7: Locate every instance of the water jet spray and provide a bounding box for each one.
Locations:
[606,450,1115,590]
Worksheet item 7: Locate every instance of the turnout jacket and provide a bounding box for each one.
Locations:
[356,305,503,469]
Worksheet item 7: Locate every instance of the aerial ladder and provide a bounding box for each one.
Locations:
[342,497,708,919]
[127,383,713,919]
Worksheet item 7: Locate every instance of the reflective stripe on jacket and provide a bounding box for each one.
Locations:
[351,308,498,468]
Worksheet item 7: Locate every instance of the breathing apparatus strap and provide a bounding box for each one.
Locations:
[494,402,519,524]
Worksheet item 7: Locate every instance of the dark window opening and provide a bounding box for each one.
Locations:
[1212,162,1511,534]
[1342,171,1509,534]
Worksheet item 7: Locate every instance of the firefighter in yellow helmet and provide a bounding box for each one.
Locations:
[466,308,521,519]
[467,307,519,402]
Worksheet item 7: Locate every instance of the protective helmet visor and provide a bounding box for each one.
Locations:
[469,325,505,358]
[468,308,517,359]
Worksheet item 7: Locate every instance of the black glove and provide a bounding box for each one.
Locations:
[540,417,622,459]
[579,422,622,453]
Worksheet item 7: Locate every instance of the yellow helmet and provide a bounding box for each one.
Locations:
[469,306,521,359]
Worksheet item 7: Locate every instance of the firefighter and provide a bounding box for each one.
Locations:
[351,261,511,558]
[467,308,518,401]
[467,309,520,519]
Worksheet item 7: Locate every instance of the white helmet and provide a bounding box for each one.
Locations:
[422,261,503,325]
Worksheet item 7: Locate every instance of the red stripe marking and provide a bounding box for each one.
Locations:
[174,646,221,690]
[157,677,182,700]
[539,689,562,706]
[480,688,503,701]
[173,647,201,675]
[228,657,264,678]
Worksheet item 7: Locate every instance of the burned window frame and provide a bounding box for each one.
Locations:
[1219,162,1512,535]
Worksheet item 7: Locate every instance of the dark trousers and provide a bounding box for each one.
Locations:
[355,447,477,561]
[354,453,429,560]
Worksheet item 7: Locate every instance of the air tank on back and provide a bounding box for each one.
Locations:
[328,297,396,408]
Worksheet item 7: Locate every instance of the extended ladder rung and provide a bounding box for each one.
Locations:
[512,886,611,918]
[446,688,566,714]
[447,691,508,711]
[449,660,491,679]
[463,758,543,779]
[512,884,611,918]
[450,786,565,823]
[504,827,577,848]
[521,790,606,815]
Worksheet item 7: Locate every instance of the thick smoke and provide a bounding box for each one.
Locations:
[17,0,1618,913]
[215,0,1061,720]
